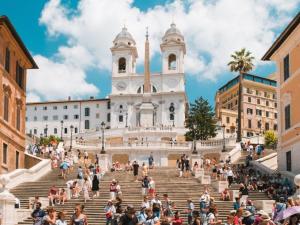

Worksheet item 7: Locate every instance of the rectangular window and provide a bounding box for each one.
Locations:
[73,105,78,109]
[16,62,24,89]
[285,104,291,130]
[16,151,19,169]
[43,116,48,121]
[63,115,68,120]
[107,113,111,122]
[53,106,57,110]
[74,115,79,119]
[53,115,58,120]
[107,101,111,109]
[16,106,21,131]
[2,143,8,164]
[248,119,251,128]
[63,105,68,109]
[4,95,9,122]
[256,90,259,96]
[257,99,260,104]
[119,115,123,122]
[54,128,57,134]
[275,102,277,108]
[34,107,37,111]
[284,54,290,81]
[85,107,90,116]
[34,129,37,135]
[264,92,267,97]
[64,127,68,134]
[85,120,90,129]
[248,97,251,103]
[265,122,269,130]
[266,111,269,117]
[96,113,100,119]
[275,113,277,119]
[226,117,230,124]
[5,47,10,73]
[43,106,47,110]
[266,101,269,107]
[273,93,276,99]
[75,127,78,133]
[257,121,261,129]
[286,151,291,172]
[274,124,277,131]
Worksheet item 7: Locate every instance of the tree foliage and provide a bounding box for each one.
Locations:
[185,97,216,141]
[264,130,278,149]
[40,135,62,146]
[228,48,255,73]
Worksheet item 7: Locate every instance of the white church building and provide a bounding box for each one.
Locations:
[26,23,211,166]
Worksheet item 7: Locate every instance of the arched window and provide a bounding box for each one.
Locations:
[118,57,126,73]
[152,86,157,93]
[168,54,176,70]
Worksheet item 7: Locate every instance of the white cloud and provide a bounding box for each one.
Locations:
[27,55,99,101]
[28,0,300,99]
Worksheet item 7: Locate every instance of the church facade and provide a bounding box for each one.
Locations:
[110,23,187,130]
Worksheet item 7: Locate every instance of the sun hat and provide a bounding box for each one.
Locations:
[243,211,252,217]
[261,214,271,221]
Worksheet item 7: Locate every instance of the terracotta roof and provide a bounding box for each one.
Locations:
[26,98,109,105]
[0,15,38,69]
[262,12,300,60]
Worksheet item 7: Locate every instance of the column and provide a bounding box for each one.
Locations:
[0,175,16,225]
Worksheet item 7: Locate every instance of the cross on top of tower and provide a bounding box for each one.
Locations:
[146,26,149,40]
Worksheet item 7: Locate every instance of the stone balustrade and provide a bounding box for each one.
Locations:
[0,156,51,190]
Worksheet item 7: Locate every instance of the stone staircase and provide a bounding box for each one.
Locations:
[12,165,270,225]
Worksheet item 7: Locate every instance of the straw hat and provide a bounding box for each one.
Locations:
[261,214,271,221]
[257,210,267,215]
[242,211,252,217]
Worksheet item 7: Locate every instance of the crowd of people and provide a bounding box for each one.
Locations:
[27,140,300,225]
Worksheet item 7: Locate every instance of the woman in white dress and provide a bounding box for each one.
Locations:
[82,177,91,203]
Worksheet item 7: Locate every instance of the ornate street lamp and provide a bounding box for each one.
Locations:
[125,111,128,128]
[70,125,74,151]
[222,124,226,152]
[192,124,197,154]
[100,121,106,154]
[60,120,64,141]
[45,124,48,137]
[257,120,261,145]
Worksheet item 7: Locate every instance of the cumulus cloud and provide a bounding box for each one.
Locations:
[27,55,99,102]
[28,0,300,100]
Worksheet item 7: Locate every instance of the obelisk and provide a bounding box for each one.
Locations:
[139,27,154,127]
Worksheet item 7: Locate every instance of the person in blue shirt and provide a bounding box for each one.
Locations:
[31,202,45,225]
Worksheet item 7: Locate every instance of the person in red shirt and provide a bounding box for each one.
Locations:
[172,211,183,225]
[48,185,59,206]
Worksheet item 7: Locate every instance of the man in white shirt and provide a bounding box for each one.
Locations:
[151,194,162,219]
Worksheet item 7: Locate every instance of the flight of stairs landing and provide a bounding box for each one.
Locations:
[11,166,270,225]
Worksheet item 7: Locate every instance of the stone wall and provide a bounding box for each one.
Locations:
[24,153,41,169]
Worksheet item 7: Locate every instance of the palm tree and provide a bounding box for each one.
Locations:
[228,48,255,142]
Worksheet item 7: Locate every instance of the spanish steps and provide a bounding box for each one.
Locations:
[11,156,270,225]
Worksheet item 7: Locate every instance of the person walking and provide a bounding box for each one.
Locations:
[104,200,116,225]
[69,204,87,225]
[92,175,100,198]
[142,176,150,196]
[148,153,154,169]
[109,179,117,200]
[133,161,140,182]
[31,202,45,225]
[82,177,91,203]
[186,199,195,225]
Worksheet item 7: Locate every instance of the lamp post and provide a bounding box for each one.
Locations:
[45,124,48,137]
[125,111,128,128]
[192,124,197,154]
[60,120,64,141]
[100,121,106,154]
[70,125,74,151]
[172,113,175,127]
[257,120,261,145]
[222,124,226,152]
[40,133,43,145]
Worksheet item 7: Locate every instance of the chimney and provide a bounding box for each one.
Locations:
[68,96,71,101]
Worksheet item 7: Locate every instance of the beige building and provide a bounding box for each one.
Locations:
[215,73,278,138]
[0,16,38,173]
[262,12,300,174]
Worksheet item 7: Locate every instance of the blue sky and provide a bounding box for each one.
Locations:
[0,0,299,105]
